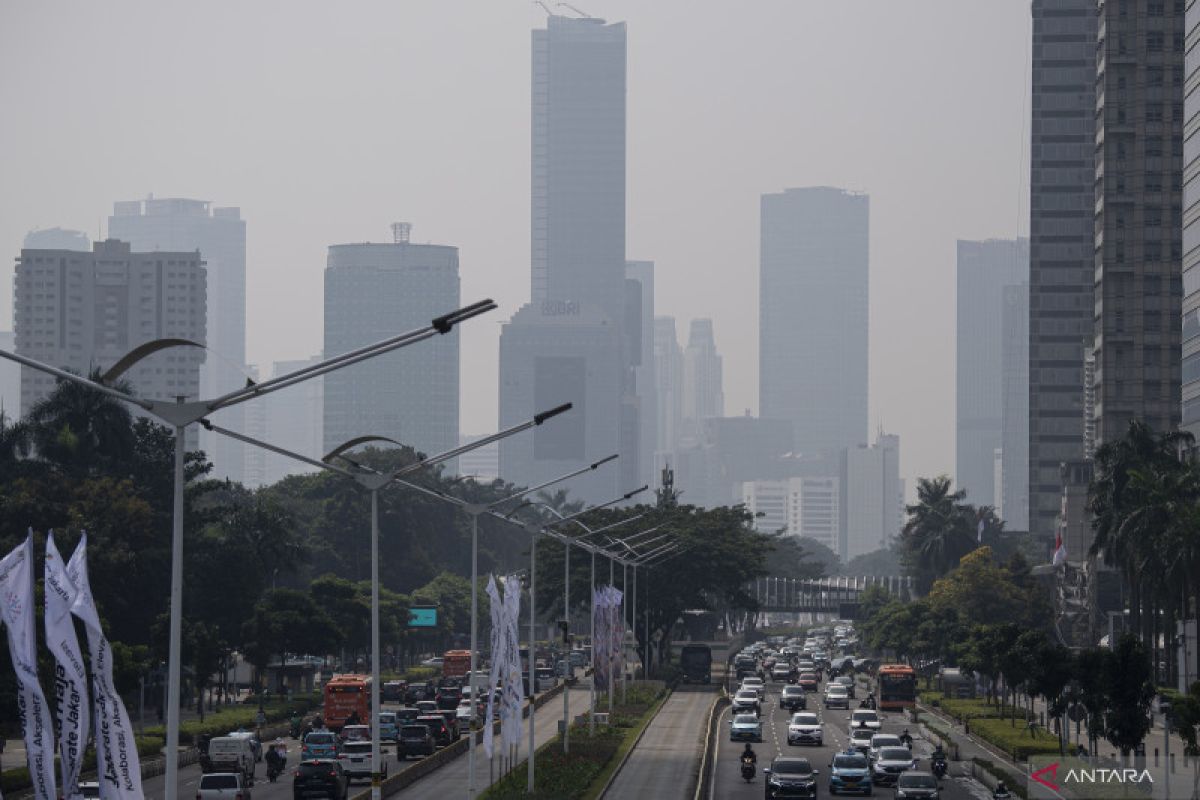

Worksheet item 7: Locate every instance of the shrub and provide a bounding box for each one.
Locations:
[972,757,1030,800]
[969,717,1062,761]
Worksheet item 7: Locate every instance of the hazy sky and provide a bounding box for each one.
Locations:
[0,1,1031,500]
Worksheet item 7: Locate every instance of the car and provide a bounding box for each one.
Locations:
[735,657,759,679]
[382,680,407,702]
[340,725,370,743]
[394,707,421,725]
[292,758,349,799]
[741,676,767,698]
[895,770,940,800]
[764,756,819,799]
[197,772,251,799]
[436,685,462,710]
[868,734,905,763]
[798,672,820,692]
[833,675,856,698]
[406,682,434,703]
[729,713,764,742]
[226,729,263,762]
[337,740,386,782]
[568,650,587,667]
[456,700,474,724]
[378,712,399,742]
[416,714,455,747]
[436,709,462,739]
[732,689,762,717]
[824,686,850,709]
[421,656,444,668]
[849,727,875,755]
[829,750,873,796]
[771,664,796,683]
[301,730,339,760]
[786,712,823,746]
[397,724,436,759]
[871,746,916,787]
[848,709,881,731]
[779,685,808,711]
[414,700,439,715]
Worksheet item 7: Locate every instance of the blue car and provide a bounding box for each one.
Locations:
[301,730,339,760]
[829,750,873,796]
[378,712,399,742]
[729,713,764,743]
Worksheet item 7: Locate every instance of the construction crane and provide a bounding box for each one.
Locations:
[557,2,592,18]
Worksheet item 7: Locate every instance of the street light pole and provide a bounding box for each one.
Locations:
[467,513,480,798]
[527,530,537,793]
[370,488,382,800]
[165,422,185,777]
[563,538,571,753]
[589,547,596,735]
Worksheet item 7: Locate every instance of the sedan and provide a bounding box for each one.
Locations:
[729,713,764,742]
[779,686,808,711]
[871,746,917,787]
[869,733,905,762]
[732,690,762,717]
[849,727,874,755]
[824,686,851,709]
[786,712,823,746]
[764,756,819,799]
[798,672,820,692]
[895,771,941,800]
[772,664,796,683]
[833,675,856,698]
[848,709,881,731]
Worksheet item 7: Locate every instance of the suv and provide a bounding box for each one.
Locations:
[764,756,819,799]
[824,686,850,709]
[436,685,462,710]
[895,771,940,799]
[197,772,251,799]
[871,746,916,787]
[398,724,436,759]
[292,759,349,799]
[779,685,807,711]
[417,714,454,747]
[786,712,823,746]
[301,731,339,761]
[337,741,386,782]
[828,751,872,796]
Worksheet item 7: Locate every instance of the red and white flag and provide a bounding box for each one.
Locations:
[1052,528,1067,566]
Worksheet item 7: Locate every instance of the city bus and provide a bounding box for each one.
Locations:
[441,650,473,681]
[877,664,917,711]
[323,674,372,730]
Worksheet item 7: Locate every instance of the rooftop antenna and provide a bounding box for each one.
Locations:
[557,2,592,17]
[534,0,553,15]
[391,222,411,244]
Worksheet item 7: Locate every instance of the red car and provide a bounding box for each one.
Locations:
[798,672,820,692]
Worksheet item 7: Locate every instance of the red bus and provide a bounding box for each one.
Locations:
[323,674,372,730]
[442,650,472,681]
[877,664,917,711]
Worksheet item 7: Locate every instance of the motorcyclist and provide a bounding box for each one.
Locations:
[993,780,1012,799]
[741,743,758,765]
[900,727,913,747]
[265,741,285,780]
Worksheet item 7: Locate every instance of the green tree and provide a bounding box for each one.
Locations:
[898,476,977,593]
[23,370,136,477]
[1102,633,1155,757]
[926,547,1035,630]
[242,589,340,690]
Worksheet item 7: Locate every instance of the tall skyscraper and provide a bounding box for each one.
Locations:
[626,260,656,487]
[742,476,841,556]
[1093,0,1184,446]
[760,186,868,455]
[1028,0,1098,540]
[499,13,630,503]
[682,318,724,435]
[1183,0,1200,440]
[844,431,903,559]
[0,331,19,420]
[14,239,206,444]
[109,197,247,481]
[323,228,460,462]
[956,238,1028,508]
[261,356,324,487]
[652,316,683,472]
[1001,283,1030,529]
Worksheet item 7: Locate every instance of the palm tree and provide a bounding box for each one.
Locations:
[23,369,136,475]
[900,475,977,593]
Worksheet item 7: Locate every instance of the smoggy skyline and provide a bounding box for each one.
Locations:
[0,1,1031,502]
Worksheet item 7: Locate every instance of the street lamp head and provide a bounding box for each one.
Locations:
[321,435,405,465]
[622,485,649,501]
[100,338,205,385]
[431,298,497,334]
[590,453,619,470]
[534,402,573,425]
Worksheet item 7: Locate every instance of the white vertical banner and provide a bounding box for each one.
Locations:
[66,533,144,799]
[45,532,89,800]
[500,575,524,750]
[483,575,502,758]
[0,534,57,800]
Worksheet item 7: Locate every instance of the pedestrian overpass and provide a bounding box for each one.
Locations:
[750,575,914,618]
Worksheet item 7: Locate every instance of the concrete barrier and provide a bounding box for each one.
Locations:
[693,689,730,800]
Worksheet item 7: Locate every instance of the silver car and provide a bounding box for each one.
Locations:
[729,713,764,742]
[871,746,916,786]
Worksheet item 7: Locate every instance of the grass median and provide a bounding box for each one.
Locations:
[479,681,667,800]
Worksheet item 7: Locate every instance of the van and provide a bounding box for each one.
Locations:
[204,736,256,785]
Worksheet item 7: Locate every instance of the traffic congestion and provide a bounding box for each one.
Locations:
[713,624,999,800]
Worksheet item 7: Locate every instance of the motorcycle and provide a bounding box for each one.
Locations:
[931,758,948,779]
[741,758,756,783]
[992,784,1012,800]
[899,730,914,748]
[266,744,287,782]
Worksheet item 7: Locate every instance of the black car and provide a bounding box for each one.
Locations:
[764,756,819,799]
[397,724,436,759]
[416,714,455,747]
[406,682,434,704]
[293,758,349,800]
[381,680,406,703]
[779,686,808,711]
[436,685,462,710]
[394,707,421,725]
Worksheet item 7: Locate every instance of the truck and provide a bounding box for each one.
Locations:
[679,644,713,684]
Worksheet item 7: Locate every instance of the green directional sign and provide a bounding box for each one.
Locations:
[409,606,438,628]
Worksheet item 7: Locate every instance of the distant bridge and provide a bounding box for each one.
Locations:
[750,575,914,616]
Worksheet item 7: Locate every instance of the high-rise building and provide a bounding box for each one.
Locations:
[742,476,841,556]
[243,364,267,488]
[673,414,794,509]
[323,230,459,463]
[682,318,724,437]
[760,186,868,455]
[459,434,501,483]
[1001,283,1030,529]
[1093,0,1184,445]
[652,316,683,471]
[844,431,903,559]
[499,13,630,503]
[14,239,206,445]
[1028,0,1098,541]
[1183,0,1200,440]
[0,331,19,420]
[260,356,324,487]
[109,197,247,481]
[626,261,656,488]
[23,228,90,251]
[956,238,1028,508]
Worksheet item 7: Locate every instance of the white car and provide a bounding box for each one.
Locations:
[338,740,387,782]
[787,712,823,746]
[849,726,875,755]
[824,685,850,709]
[869,733,905,762]
[740,676,766,699]
[197,773,252,799]
[849,708,882,730]
[455,700,474,723]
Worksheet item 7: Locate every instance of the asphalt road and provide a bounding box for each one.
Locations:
[603,684,719,800]
[711,672,994,800]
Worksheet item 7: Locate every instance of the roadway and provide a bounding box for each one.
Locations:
[711,672,994,800]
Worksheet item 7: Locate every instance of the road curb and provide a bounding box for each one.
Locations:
[693,689,730,800]
[596,686,674,800]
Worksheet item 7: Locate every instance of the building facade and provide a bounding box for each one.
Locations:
[14,239,206,444]
[109,197,247,481]
[652,315,683,472]
[260,356,324,487]
[459,434,501,483]
[682,318,724,437]
[1093,0,1185,445]
[626,260,656,488]
[0,331,18,420]
[760,186,868,455]
[323,235,460,462]
[956,238,1029,508]
[1184,0,1200,438]
[742,476,841,557]
[1001,283,1030,529]
[23,228,90,251]
[1029,0,1098,540]
[844,432,903,560]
